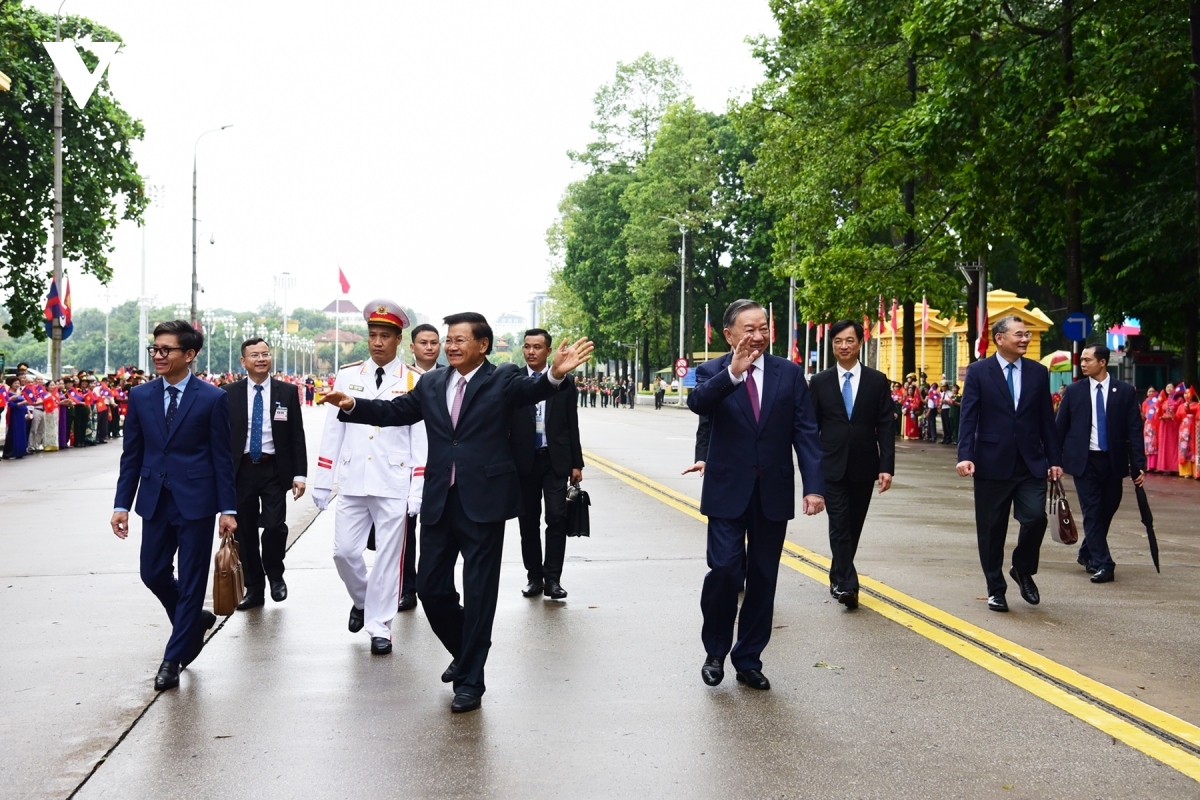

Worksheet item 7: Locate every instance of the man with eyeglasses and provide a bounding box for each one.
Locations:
[321,313,593,713]
[221,337,309,610]
[112,320,238,690]
[314,299,427,656]
[956,315,1062,612]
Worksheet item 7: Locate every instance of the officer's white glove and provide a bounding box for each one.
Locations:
[407,474,424,516]
[312,487,331,511]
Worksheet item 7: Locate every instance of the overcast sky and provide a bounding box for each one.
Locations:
[25,0,778,328]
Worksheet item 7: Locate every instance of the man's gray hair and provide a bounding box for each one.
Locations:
[722,299,765,330]
[991,314,1025,342]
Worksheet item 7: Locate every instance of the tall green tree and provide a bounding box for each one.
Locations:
[0,2,147,339]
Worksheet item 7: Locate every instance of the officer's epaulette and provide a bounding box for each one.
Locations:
[409,363,426,375]
[340,360,365,370]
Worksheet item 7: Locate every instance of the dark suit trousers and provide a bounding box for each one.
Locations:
[417,486,505,697]
[825,478,875,594]
[139,490,215,663]
[402,513,418,596]
[234,458,289,590]
[1073,451,1123,572]
[96,408,108,442]
[701,480,786,672]
[518,449,569,582]
[972,456,1047,597]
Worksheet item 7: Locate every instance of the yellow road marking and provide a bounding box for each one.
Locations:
[583,449,1200,782]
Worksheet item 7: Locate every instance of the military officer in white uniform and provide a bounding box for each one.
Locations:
[313,299,427,655]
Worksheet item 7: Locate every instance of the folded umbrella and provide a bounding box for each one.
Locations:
[1134,484,1160,573]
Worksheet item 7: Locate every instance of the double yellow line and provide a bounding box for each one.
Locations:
[583,449,1200,783]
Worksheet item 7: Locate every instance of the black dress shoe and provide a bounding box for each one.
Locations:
[441,659,458,683]
[237,588,265,611]
[348,605,365,633]
[735,669,771,690]
[521,581,544,598]
[1009,568,1040,605]
[544,580,568,600]
[451,692,481,713]
[398,592,417,612]
[987,595,1009,612]
[839,590,860,610]
[269,578,287,602]
[1090,568,1115,584]
[154,659,181,690]
[701,657,724,686]
[370,637,392,655]
[181,610,218,668]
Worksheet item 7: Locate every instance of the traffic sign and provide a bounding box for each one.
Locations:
[674,357,688,370]
[1063,313,1093,342]
[674,365,689,378]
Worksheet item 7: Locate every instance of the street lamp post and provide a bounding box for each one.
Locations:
[49,1,67,380]
[202,310,217,374]
[192,125,232,329]
[661,216,687,405]
[222,315,236,374]
[241,320,255,373]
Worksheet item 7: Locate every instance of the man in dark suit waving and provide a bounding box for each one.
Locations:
[511,328,584,600]
[688,299,824,692]
[1054,344,1145,583]
[321,313,593,713]
[222,337,308,609]
[111,321,238,690]
[808,319,895,610]
[957,316,1063,612]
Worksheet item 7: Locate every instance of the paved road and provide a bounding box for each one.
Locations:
[3,403,1199,798]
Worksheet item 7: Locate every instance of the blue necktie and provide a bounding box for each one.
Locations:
[1096,384,1108,451]
[250,384,264,462]
[1006,363,1016,407]
[842,371,854,418]
[165,386,180,431]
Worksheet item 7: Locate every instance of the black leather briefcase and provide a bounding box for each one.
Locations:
[565,483,591,538]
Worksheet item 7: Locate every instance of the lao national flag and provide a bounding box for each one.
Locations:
[62,275,74,339]
[338,267,351,294]
[43,279,65,337]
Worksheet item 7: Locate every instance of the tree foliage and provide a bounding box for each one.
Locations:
[0,1,147,339]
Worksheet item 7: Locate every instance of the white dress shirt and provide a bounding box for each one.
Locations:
[163,371,191,413]
[1089,374,1111,452]
[246,376,306,483]
[446,361,564,415]
[527,365,548,448]
[836,361,862,410]
[995,352,1022,408]
[727,353,766,406]
[245,377,275,455]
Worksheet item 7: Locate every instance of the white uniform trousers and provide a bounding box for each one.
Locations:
[332,494,409,640]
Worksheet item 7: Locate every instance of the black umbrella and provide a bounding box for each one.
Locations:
[1134,484,1160,573]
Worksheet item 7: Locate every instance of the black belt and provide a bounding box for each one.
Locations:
[242,453,276,464]
[536,446,549,453]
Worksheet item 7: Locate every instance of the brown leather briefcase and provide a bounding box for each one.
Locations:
[212,531,245,616]
[1047,478,1079,546]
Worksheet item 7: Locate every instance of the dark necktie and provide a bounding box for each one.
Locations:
[745,365,760,422]
[1096,384,1108,451]
[165,386,180,431]
[376,366,384,389]
[250,384,264,461]
[1006,363,1016,407]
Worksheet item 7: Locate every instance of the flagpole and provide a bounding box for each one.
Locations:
[787,278,796,365]
[334,264,340,374]
[920,293,926,383]
[891,315,897,382]
[803,322,810,376]
[704,303,709,362]
[768,302,773,357]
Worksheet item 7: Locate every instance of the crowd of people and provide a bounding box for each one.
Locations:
[1,360,323,462]
[1141,383,1200,479]
[576,376,637,409]
[892,374,961,445]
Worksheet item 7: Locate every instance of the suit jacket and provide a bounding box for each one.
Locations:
[957,356,1062,480]
[695,414,711,462]
[114,377,237,521]
[340,360,559,525]
[222,378,308,485]
[687,353,824,521]
[809,364,895,483]
[1055,377,1145,478]
[510,372,584,478]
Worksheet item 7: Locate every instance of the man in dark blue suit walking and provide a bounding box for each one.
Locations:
[957,316,1062,612]
[1054,344,1145,583]
[688,300,824,691]
[111,321,238,690]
